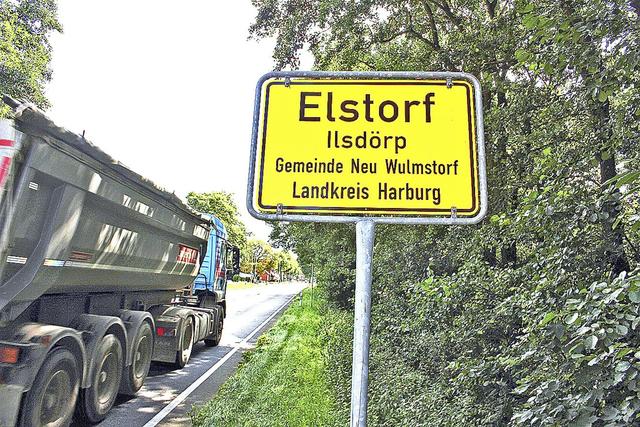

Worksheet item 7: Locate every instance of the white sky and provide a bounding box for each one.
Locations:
[46,1,310,240]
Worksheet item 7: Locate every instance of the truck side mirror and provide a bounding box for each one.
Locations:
[232,246,240,276]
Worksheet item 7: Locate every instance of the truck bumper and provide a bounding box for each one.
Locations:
[0,384,24,427]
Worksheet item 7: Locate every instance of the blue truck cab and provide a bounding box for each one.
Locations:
[193,214,239,316]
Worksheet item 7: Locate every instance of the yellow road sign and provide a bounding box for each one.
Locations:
[248,72,486,223]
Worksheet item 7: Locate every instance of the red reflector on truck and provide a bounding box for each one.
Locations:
[0,346,20,364]
[0,138,14,189]
[156,327,175,337]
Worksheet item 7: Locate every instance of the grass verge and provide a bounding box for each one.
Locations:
[191,289,342,427]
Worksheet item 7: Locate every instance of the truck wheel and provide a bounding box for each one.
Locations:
[120,322,153,396]
[174,317,194,368]
[204,308,223,347]
[77,334,123,423]
[20,347,79,427]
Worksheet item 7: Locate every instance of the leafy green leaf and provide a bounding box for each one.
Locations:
[540,312,557,327]
[616,325,628,336]
[584,335,598,350]
[515,49,530,62]
[617,348,633,358]
[597,90,609,102]
[566,313,579,324]
[615,361,631,372]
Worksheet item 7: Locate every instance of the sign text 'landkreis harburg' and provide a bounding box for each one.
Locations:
[250,76,484,219]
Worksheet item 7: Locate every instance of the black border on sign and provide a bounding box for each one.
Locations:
[256,80,478,215]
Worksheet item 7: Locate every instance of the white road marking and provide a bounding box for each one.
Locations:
[6,255,27,264]
[142,292,301,427]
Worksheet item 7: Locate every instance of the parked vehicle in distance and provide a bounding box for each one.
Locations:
[0,97,240,427]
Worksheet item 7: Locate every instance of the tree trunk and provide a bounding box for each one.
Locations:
[501,242,517,266]
[483,247,497,266]
[495,88,518,266]
[596,101,630,276]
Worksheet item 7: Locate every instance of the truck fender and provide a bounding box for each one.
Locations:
[2,322,86,392]
[148,305,197,340]
[147,305,198,363]
[220,300,227,318]
[118,310,155,367]
[70,314,127,388]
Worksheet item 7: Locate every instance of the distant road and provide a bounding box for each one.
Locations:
[88,281,307,427]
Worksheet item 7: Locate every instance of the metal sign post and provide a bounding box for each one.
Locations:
[350,220,375,426]
[247,71,487,427]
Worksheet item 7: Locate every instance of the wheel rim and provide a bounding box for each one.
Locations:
[133,334,151,380]
[39,368,72,425]
[181,321,193,362]
[97,351,119,405]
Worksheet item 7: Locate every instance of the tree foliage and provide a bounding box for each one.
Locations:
[242,237,301,278]
[274,249,302,278]
[254,0,640,425]
[186,191,248,249]
[0,0,62,116]
[243,239,275,275]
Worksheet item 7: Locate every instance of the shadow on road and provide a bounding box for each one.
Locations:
[147,344,234,378]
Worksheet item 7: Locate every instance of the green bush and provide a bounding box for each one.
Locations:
[316,265,640,426]
[511,271,640,425]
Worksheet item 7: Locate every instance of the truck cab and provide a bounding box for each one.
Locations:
[194,215,228,300]
[192,214,240,315]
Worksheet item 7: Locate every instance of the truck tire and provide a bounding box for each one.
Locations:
[77,334,123,423]
[204,307,223,347]
[174,317,194,368]
[119,321,153,396]
[19,347,80,427]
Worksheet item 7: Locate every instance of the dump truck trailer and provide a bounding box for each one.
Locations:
[0,97,238,426]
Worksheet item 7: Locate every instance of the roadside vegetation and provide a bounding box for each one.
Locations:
[191,289,342,427]
[253,1,640,425]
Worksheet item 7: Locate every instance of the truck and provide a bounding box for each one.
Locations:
[0,97,240,426]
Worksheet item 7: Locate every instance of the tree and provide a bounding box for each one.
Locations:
[241,239,275,277]
[186,191,248,249]
[273,249,301,280]
[513,0,638,275]
[0,0,62,116]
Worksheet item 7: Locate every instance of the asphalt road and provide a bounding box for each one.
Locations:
[83,281,306,427]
